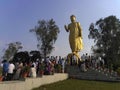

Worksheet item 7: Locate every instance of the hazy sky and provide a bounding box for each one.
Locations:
[0,0,120,57]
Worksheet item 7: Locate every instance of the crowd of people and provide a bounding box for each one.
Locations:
[67,53,105,72]
[80,53,105,72]
[0,56,66,81]
[0,53,106,81]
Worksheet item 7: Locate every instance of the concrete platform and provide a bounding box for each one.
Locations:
[0,73,68,90]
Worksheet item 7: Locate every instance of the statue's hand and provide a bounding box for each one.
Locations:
[64,25,67,29]
[64,25,68,32]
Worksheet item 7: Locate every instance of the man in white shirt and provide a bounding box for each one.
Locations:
[7,61,15,80]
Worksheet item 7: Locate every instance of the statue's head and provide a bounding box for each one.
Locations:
[70,15,76,23]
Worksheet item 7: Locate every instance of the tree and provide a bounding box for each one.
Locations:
[30,19,60,58]
[13,51,30,63]
[3,42,23,61]
[88,15,120,69]
[30,50,41,61]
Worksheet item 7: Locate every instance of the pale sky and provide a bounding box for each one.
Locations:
[0,0,120,57]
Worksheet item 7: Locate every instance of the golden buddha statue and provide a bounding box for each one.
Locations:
[64,15,83,64]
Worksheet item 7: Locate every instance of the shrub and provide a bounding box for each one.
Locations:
[22,65,30,73]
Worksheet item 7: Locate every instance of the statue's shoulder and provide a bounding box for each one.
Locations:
[68,23,72,26]
[68,23,72,28]
[77,22,80,25]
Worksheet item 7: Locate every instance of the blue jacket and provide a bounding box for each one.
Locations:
[3,62,9,72]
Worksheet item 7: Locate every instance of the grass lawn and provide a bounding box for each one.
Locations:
[33,79,120,90]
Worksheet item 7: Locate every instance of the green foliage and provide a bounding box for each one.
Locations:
[88,15,120,68]
[39,63,45,71]
[3,42,23,61]
[22,65,30,73]
[13,51,29,63]
[30,19,60,58]
[30,50,41,61]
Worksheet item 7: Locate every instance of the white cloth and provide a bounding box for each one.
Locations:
[81,63,87,72]
[81,54,85,61]
[8,63,15,74]
[55,57,59,64]
[30,67,36,78]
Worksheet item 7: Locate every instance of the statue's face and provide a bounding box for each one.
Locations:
[71,16,76,23]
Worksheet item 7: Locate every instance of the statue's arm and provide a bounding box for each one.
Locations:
[64,25,69,32]
[78,22,83,38]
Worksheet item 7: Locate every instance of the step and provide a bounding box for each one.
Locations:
[66,65,120,81]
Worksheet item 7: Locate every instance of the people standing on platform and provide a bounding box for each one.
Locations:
[80,61,87,72]
[2,60,9,80]
[85,53,89,69]
[81,54,85,61]
[7,61,15,80]
[30,64,36,78]
[14,61,23,80]
[61,58,65,73]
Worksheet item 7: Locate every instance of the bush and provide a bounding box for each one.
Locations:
[22,66,30,73]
